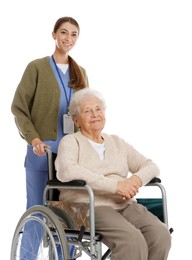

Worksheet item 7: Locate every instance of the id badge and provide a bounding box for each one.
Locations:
[63,114,74,134]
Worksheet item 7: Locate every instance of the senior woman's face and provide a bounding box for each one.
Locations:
[74,96,105,135]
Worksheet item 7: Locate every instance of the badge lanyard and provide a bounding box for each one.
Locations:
[52,55,72,110]
[52,55,74,134]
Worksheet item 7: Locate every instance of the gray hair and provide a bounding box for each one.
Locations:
[69,88,106,117]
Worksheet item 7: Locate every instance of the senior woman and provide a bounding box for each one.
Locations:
[55,88,171,260]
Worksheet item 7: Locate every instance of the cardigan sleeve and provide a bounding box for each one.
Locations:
[11,61,40,144]
[124,141,160,186]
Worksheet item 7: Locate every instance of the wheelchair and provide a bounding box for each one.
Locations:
[10,147,173,260]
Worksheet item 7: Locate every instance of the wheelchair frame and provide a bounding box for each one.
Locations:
[10,147,172,260]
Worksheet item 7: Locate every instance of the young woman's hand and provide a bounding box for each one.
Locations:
[31,138,50,156]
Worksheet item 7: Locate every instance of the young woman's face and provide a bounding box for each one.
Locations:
[74,96,106,135]
[52,22,79,53]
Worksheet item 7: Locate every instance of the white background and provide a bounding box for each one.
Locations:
[1,0,192,259]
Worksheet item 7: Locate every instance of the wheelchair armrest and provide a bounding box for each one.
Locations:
[47,179,86,187]
[47,177,161,187]
[148,177,161,184]
[47,177,160,186]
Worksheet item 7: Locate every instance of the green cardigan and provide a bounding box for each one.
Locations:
[11,57,88,144]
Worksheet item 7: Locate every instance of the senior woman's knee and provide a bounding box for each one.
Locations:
[152,223,171,249]
[147,224,171,259]
[161,225,172,249]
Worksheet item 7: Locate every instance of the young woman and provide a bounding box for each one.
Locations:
[11,17,88,259]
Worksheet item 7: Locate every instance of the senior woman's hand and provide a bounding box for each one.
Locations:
[116,175,142,200]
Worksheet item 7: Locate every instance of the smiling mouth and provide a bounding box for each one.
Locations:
[63,42,72,47]
[91,120,101,123]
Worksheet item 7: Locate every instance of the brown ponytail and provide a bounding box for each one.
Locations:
[68,56,88,90]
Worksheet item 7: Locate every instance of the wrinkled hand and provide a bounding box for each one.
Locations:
[116,175,142,200]
[31,138,50,156]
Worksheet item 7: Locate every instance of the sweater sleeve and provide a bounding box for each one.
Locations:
[124,141,160,186]
[11,61,40,144]
[55,134,118,193]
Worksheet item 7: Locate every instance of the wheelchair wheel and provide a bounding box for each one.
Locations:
[48,205,80,259]
[10,205,70,260]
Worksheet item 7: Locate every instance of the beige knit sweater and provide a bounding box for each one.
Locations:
[55,132,160,210]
